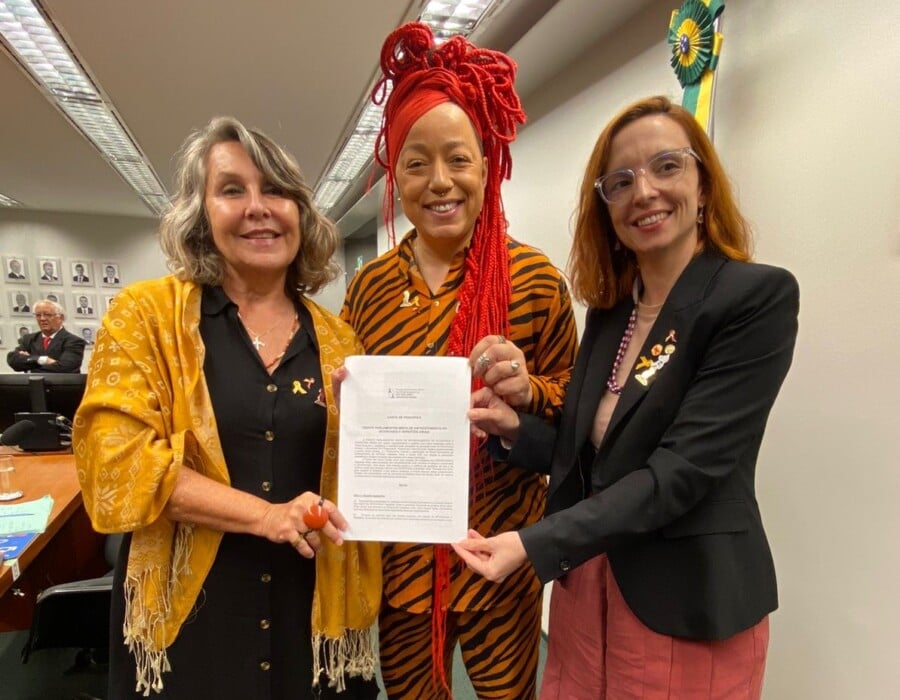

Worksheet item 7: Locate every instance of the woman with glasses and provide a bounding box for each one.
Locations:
[454,95,799,698]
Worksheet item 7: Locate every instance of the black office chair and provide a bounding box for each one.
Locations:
[21,533,122,667]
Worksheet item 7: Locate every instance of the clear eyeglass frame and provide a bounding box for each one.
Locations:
[594,147,701,205]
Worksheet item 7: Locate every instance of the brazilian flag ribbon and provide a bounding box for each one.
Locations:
[668,0,724,132]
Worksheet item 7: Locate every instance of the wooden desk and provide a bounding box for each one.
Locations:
[0,451,106,631]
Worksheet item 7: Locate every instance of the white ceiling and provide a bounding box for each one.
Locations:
[0,0,656,224]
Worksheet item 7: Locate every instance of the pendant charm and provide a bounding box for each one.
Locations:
[251,335,265,351]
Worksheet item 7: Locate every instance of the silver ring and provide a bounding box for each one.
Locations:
[477,354,491,368]
[496,335,506,344]
[510,361,520,372]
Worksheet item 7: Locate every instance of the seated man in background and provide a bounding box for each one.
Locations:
[6,299,86,373]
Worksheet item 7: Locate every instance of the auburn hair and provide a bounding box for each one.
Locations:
[568,95,752,309]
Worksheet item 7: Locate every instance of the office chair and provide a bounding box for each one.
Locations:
[21,533,122,667]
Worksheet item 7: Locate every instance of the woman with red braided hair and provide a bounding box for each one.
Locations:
[340,22,578,699]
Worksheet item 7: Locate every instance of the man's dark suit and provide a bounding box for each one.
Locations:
[512,251,799,641]
[8,272,25,279]
[6,327,86,373]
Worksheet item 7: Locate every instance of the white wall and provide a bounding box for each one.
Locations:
[504,0,900,697]
[0,209,164,372]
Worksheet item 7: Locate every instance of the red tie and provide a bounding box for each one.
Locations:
[42,335,51,351]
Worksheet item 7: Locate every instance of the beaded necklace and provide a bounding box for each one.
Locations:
[606,280,663,395]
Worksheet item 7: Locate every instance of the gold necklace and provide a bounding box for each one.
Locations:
[238,311,296,351]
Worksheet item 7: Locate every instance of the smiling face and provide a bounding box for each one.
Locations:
[394,102,487,253]
[605,115,704,269]
[204,141,301,285]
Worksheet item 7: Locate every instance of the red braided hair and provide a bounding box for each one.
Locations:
[371,22,527,694]
[372,21,525,359]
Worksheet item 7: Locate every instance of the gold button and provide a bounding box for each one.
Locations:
[260,619,270,630]
[261,481,272,492]
[265,430,274,441]
[433,300,439,307]
[260,573,271,583]
[260,661,271,671]
[266,384,277,393]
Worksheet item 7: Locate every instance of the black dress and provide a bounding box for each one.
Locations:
[108,287,379,699]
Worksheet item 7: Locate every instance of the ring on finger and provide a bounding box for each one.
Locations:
[477,353,491,369]
[510,360,520,373]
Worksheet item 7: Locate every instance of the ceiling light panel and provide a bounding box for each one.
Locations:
[0,0,169,216]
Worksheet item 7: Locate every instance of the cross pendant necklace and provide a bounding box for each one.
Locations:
[237,312,289,351]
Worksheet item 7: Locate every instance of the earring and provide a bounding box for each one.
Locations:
[697,205,705,225]
[613,239,622,251]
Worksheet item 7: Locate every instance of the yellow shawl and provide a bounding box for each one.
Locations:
[73,276,381,695]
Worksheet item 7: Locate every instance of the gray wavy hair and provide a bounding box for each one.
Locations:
[35,299,66,318]
[159,116,339,295]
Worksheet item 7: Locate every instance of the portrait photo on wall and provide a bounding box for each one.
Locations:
[100,261,121,287]
[74,324,99,346]
[44,290,65,306]
[3,255,29,283]
[15,322,34,341]
[9,290,32,316]
[37,256,62,285]
[70,259,94,286]
[103,294,117,312]
[72,292,97,319]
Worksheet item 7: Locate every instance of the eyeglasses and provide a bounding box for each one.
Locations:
[34,312,60,319]
[594,147,701,205]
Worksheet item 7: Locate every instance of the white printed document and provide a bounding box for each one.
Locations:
[337,355,470,543]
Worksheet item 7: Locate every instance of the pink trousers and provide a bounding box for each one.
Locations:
[540,555,769,699]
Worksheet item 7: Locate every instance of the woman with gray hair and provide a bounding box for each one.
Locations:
[74,116,381,698]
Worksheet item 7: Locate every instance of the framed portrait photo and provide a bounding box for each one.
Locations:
[70,259,94,287]
[43,290,65,307]
[72,292,98,319]
[37,256,62,285]
[14,322,34,343]
[73,323,99,347]
[103,294,118,312]
[3,255,29,284]
[100,261,122,288]
[9,290,33,317]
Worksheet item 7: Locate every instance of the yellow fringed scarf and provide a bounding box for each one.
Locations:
[73,276,381,695]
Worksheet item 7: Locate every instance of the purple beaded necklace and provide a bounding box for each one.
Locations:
[606,307,637,395]
[606,279,653,395]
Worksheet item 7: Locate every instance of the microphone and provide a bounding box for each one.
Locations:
[0,420,36,447]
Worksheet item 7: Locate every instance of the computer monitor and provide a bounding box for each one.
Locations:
[0,374,87,431]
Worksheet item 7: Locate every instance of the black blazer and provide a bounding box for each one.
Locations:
[514,251,799,640]
[6,327,87,373]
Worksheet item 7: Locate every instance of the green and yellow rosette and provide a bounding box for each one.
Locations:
[668,0,724,132]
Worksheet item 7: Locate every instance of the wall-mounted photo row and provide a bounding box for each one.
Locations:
[37,256,63,285]
[8,290,33,315]
[100,261,122,287]
[73,323,99,347]
[70,259,94,286]
[72,292,98,319]
[4,255,30,284]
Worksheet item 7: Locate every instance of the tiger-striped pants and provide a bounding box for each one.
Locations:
[379,589,542,699]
